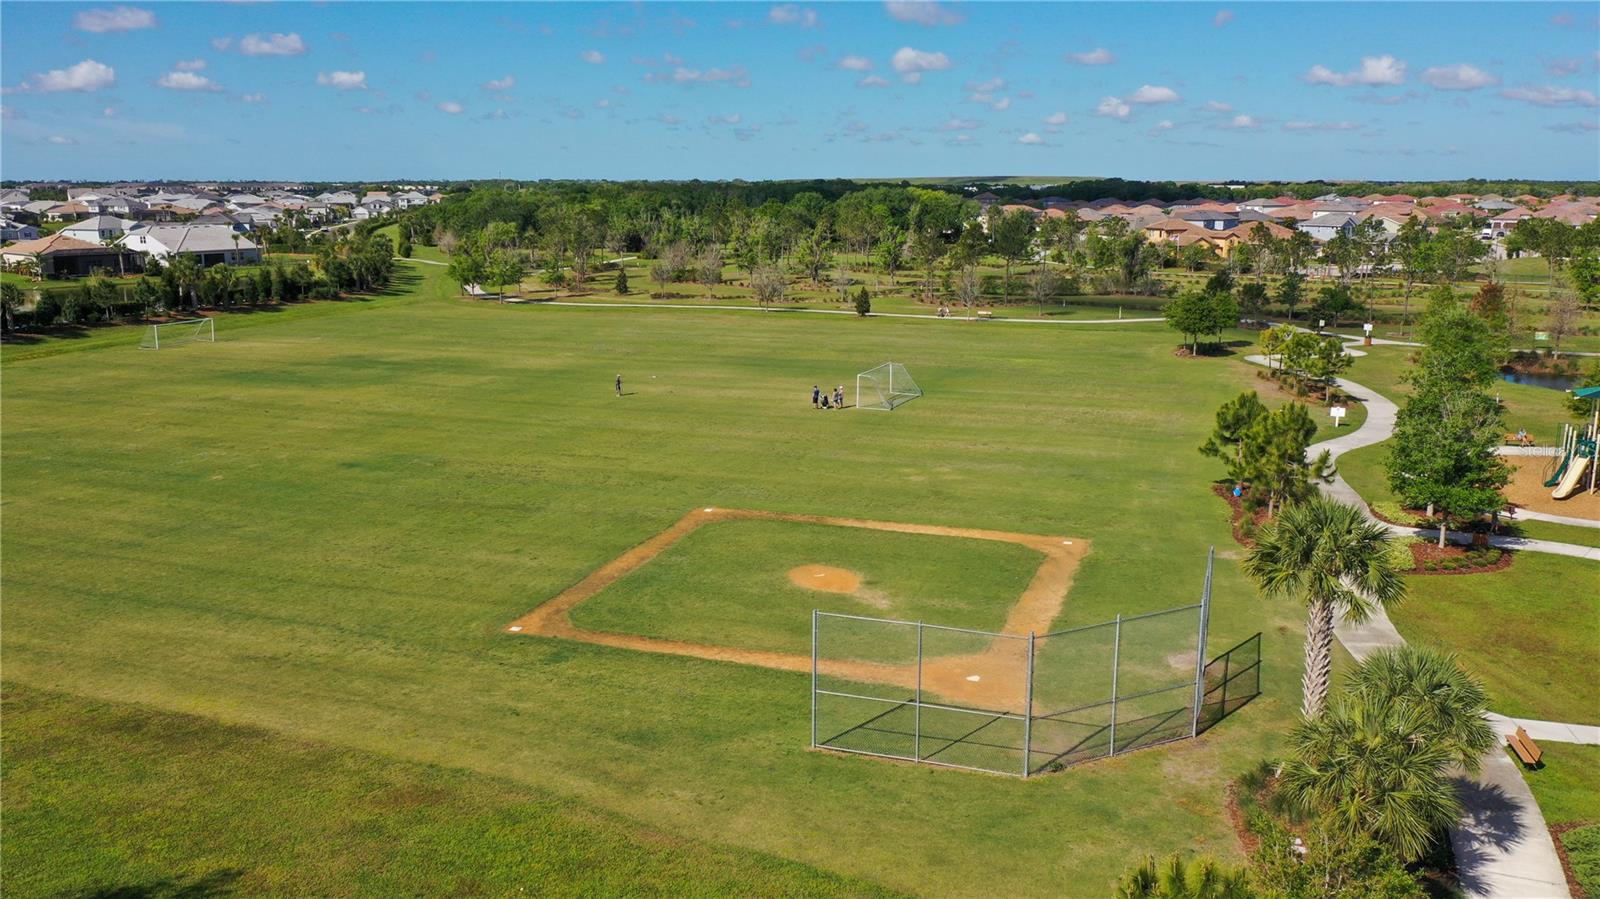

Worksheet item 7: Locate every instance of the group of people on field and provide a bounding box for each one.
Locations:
[812,384,845,411]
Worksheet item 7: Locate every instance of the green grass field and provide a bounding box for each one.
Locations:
[2,257,1310,896]
[1517,743,1600,826]
[3,253,1592,896]
[1,684,895,898]
[1388,553,1600,725]
[572,519,1044,653]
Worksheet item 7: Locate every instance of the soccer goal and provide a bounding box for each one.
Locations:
[140,318,215,350]
[855,362,922,411]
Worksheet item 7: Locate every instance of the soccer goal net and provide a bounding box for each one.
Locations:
[856,362,922,411]
[140,318,215,350]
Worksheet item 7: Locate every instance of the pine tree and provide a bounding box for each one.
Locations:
[614,266,630,295]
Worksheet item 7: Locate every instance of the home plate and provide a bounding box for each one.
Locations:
[966,675,982,682]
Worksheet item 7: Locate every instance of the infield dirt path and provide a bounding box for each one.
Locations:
[505,507,1089,710]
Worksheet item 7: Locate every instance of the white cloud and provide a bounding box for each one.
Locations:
[968,76,1005,93]
[1226,114,1258,129]
[947,133,973,144]
[317,70,368,90]
[1095,96,1130,119]
[646,65,751,86]
[240,92,267,104]
[210,37,233,52]
[1127,84,1180,104]
[1204,100,1232,113]
[991,97,1011,111]
[1017,131,1044,144]
[1151,120,1174,133]
[1421,63,1497,91]
[1304,55,1406,87]
[18,59,117,93]
[1548,120,1599,133]
[1044,111,1068,125]
[1213,9,1235,27]
[1067,48,1114,66]
[884,1,963,27]
[157,71,221,91]
[938,117,979,131]
[483,75,516,91]
[437,100,463,114]
[581,49,605,64]
[838,55,873,71]
[658,113,683,125]
[101,106,116,117]
[1283,120,1361,132]
[857,74,891,88]
[48,134,77,145]
[1545,58,1584,77]
[73,6,155,33]
[891,46,950,83]
[238,33,306,57]
[769,4,819,28]
[174,59,206,72]
[1499,84,1599,107]
[707,113,742,124]
[0,105,17,120]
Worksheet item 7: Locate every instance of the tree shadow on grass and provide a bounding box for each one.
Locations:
[87,868,245,899]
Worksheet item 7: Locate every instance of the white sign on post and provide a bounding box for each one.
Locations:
[1363,323,1374,334]
[1330,406,1347,427]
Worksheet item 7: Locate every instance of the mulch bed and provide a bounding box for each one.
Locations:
[1224,783,1261,855]
[1404,540,1514,576]
[1213,484,1270,547]
[1551,822,1594,899]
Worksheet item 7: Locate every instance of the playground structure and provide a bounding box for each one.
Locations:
[1547,387,1600,500]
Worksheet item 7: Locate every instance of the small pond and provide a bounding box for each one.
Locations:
[1500,370,1580,391]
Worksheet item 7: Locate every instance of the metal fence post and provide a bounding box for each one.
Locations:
[915,620,924,763]
[1190,546,1215,737]
[1023,632,1036,778]
[810,609,818,749]
[1108,613,1122,756]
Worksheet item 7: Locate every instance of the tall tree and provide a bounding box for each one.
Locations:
[1199,391,1268,481]
[1244,498,1406,718]
[990,208,1038,297]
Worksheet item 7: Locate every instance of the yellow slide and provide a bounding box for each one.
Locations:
[1552,454,1591,500]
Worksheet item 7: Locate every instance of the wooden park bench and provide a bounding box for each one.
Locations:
[975,310,994,320]
[1507,726,1543,767]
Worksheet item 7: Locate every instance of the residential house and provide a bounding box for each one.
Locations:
[973,191,1002,211]
[1177,209,1240,231]
[1486,207,1533,238]
[351,199,395,220]
[43,201,101,222]
[1298,213,1358,242]
[317,190,360,207]
[392,190,431,208]
[119,224,261,268]
[61,215,136,246]
[1,233,140,277]
[1,218,41,242]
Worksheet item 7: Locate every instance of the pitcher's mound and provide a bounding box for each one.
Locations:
[788,564,862,594]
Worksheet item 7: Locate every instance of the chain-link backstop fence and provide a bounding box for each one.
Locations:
[812,548,1259,777]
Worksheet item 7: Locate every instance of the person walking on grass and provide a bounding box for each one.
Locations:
[835,385,844,409]
[812,384,821,409]
[615,374,623,397]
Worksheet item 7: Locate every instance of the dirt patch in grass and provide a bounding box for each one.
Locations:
[505,506,1089,712]
[787,564,863,594]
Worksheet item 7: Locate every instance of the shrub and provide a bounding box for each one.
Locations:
[32,292,63,325]
[1562,824,1600,898]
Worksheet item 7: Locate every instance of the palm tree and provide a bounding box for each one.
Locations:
[1346,645,1494,772]
[1244,498,1405,718]
[1279,690,1462,863]
[1116,854,1252,899]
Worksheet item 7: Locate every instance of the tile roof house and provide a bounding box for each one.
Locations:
[60,215,136,246]
[1487,207,1533,237]
[1,233,141,277]
[1298,213,1358,242]
[1177,209,1241,230]
[119,224,261,268]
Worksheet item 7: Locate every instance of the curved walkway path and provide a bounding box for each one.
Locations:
[1249,348,1590,898]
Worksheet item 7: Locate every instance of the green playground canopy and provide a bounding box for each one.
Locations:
[1575,385,1600,400]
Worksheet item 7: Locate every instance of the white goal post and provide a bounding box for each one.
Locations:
[855,362,922,411]
[140,318,215,350]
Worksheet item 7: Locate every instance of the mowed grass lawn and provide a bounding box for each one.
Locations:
[3,259,1310,896]
[572,519,1044,653]
[1,685,896,898]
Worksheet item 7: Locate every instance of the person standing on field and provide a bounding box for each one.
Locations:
[835,385,844,409]
[812,384,821,409]
[615,374,623,397]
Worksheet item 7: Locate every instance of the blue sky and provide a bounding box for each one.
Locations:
[2,1,1597,182]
